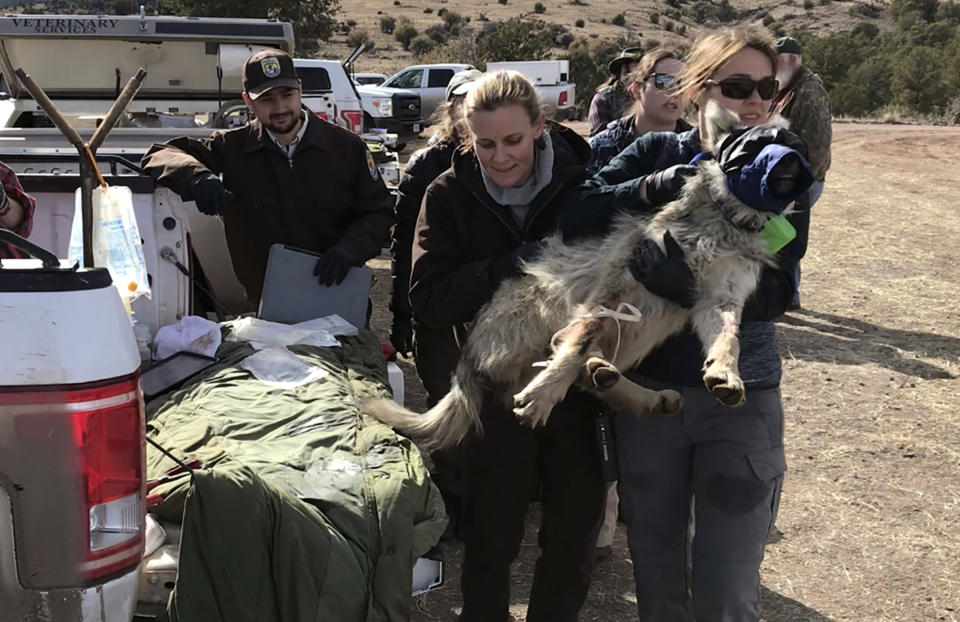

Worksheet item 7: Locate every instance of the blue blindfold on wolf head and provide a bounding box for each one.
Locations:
[708,126,815,214]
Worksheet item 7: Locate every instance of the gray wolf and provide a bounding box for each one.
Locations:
[365,102,812,450]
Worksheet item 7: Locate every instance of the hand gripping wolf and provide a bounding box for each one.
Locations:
[365,102,814,451]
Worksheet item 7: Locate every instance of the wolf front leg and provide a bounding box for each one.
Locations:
[513,313,609,427]
[692,304,746,407]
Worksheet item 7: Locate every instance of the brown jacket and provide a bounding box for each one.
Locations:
[141,113,393,303]
[772,66,832,181]
[409,124,591,332]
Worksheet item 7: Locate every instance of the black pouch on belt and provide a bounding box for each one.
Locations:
[595,410,619,482]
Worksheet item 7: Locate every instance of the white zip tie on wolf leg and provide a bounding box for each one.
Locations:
[580,303,643,363]
[531,303,642,369]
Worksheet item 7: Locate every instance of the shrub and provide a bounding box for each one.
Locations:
[394,18,418,49]
[534,2,546,13]
[346,29,370,49]
[346,19,357,27]
[557,31,575,47]
[410,34,437,56]
[803,0,814,8]
[612,13,626,26]
[379,15,396,34]
[575,18,584,27]
[762,13,775,26]
[478,12,488,21]
[438,7,447,16]
[423,7,433,13]
[498,0,508,4]
[664,20,674,31]
[425,23,449,44]
[650,12,660,23]
[393,0,400,5]
[676,23,686,35]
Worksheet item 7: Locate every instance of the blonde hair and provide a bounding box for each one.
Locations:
[426,98,468,146]
[463,70,543,126]
[676,28,777,101]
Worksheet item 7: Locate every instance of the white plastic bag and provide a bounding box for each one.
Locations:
[69,185,151,302]
[239,347,329,389]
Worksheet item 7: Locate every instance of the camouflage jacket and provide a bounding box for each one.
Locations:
[772,66,832,180]
[587,82,633,137]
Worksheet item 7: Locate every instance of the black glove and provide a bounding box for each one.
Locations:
[390,312,414,357]
[489,241,543,284]
[312,248,355,286]
[628,231,697,308]
[189,172,233,216]
[642,164,698,207]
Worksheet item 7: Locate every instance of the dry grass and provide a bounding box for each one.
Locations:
[366,121,960,621]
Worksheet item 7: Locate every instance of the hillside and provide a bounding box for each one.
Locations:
[317,0,892,76]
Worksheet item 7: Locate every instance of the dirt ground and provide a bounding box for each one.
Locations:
[364,122,960,621]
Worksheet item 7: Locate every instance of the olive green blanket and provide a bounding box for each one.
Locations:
[144,330,446,622]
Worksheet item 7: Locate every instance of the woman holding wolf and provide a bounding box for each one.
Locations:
[408,70,605,621]
[563,28,807,621]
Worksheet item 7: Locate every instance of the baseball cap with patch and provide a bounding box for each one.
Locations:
[774,36,803,56]
[243,49,300,99]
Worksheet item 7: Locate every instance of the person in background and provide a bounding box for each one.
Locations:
[0,161,37,258]
[388,67,482,540]
[771,35,832,310]
[588,47,644,137]
[562,28,803,621]
[142,49,393,307]
[410,70,604,622]
[587,46,692,563]
[589,46,692,175]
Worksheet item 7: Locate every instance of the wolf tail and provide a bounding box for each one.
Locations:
[362,360,485,451]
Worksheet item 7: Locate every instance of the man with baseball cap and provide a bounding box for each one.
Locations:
[588,47,643,136]
[142,48,393,307]
[770,36,832,309]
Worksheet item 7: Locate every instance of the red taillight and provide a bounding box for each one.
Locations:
[2,375,145,583]
[314,111,330,122]
[559,90,568,106]
[341,109,363,134]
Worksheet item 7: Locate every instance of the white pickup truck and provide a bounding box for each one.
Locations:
[0,13,442,622]
[486,59,578,120]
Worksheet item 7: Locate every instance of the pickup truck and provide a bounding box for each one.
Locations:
[486,59,578,120]
[375,63,474,123]
[0,13,443,622]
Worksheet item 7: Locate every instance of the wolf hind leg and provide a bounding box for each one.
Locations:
[602,375,683,416]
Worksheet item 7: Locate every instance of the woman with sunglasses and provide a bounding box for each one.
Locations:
[587,47,691,175]
[562,28,804,622]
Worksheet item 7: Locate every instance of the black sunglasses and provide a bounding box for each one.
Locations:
[647,72,677,90]
[705,76,779,100]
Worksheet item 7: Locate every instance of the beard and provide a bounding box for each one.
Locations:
[263,111,300,135]
[776,67,797,90]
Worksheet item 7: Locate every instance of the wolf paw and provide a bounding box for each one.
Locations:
[703,366,745,407]
[513,382,566,428]
[654,389,683,414]
[585,357,621,390]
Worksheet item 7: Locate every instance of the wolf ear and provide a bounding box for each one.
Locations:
[701,100,742,151]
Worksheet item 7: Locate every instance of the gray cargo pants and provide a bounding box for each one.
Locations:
[614,374,786,622]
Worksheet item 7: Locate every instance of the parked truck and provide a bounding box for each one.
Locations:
[486,59,578,120]
[0,13,443,622]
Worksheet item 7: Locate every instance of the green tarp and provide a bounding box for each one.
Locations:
[144,330,447,622]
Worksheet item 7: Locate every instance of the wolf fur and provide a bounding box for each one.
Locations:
[365,102,796,451]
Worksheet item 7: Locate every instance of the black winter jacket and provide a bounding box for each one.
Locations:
[410,125,591,332]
